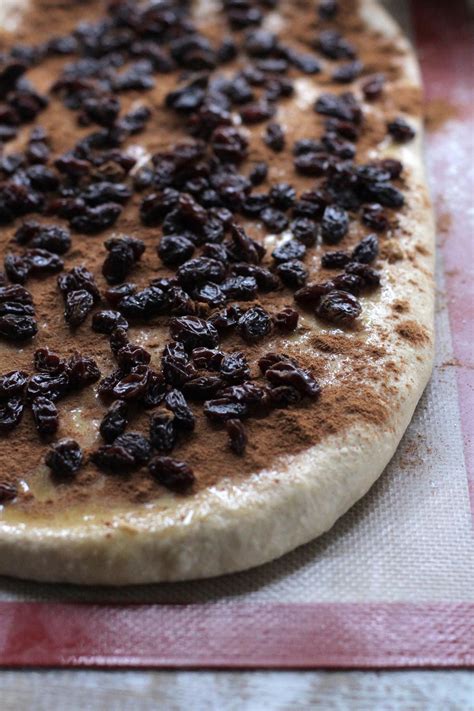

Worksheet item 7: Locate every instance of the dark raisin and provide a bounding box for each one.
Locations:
[221,275,257,300]
[268,385,302,408]
[387,117,415,142]
[332,61,363,84]
[26,165,59,192]
[0,285,32,305]
[148,456,195,492]
[294,151,329,177]
[249,161,268,185]
[316,289,362,324]
[164,389,195,431]
[82,182,132,207]
[0,482,17,503]
[230,224,266,264]
[70,202,122,234]
[314,92,360,123]
[288,51,321,74]
[194,282,226,307]
[182,375,223,400]
[142,370,167,408]
[294,281,333,305]
[111,365,150,401]
[25,248,64,277]
[211,126,248,162]
[158,234,195,267]
[118,286,167,320]
[226,418,247,455]
[91,444,136,473]
[240,100,275,124]
[0,314,37,341]
[290,217,318,246]
[0,370,28,397]
[33,348,64,375]
[183,344,220,371]
[203,398,248,422]
[45,438,83,477]
[220,351,250,383]
[318,0,338,19]
[149,411,177,453]
[82,95,120,127]
[232,263,279,291]
[58,265,100,301]
[331,272,364,295]
[321,250,350,268]
[237,306,272,343]
[0,397,24,432]
[321,205,349,244]
[264,361,320,398]
[377,158,403,179]
[4,254,30,284]
[92,310,128,334]
[114,432,152,466]
[116,344,151,370]
[272,239,306,263]
[102,236,144,285]
[260,207,288,233]
[264,122,285,152]
[361,203,389,232]
[15,222,71,254]
[274,306,299,332]
[64,289,94,327]
[99,400,128,443]
[170,315,219,351]
[32,396,58,435]
[26,371,68,402]
[104,282,136,308]
[345,261,381,288]
[351,234,379,263]
[317,30,355,60]
[67,353,100,389]
[364,182,404,208]
[276,259,308,288]
[269,182,296,210]
[362,73,385,100]
[162,341,197,386]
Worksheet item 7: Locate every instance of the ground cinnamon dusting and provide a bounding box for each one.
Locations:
[0,0,431,515]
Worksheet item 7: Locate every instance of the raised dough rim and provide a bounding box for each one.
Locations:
[0,0,435,585]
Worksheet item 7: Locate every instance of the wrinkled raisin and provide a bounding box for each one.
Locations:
[100,399,128,443]
[149,411,177,453]
[237,306,272,343]
[32,396,58,435]
[316,289,361,324]
[276,259,308,288]
[351,234,379,263]
[45,438,83,477]
[274,306,299,332]
[170,315,219,351]
[226,418,247,455]
[0,397,24,432]
[148,456,195,492]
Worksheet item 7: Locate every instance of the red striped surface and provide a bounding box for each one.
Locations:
[0,0,472,670]
[412,0,474,516]
[0,602,472,668]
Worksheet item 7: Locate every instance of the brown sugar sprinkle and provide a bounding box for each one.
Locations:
[0,0,428,513]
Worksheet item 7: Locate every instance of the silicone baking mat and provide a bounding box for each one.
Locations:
[0,0,472,669]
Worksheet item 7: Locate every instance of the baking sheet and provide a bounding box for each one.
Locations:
[0,0,472,668]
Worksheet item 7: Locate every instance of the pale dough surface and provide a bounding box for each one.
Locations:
[0,0,435,585]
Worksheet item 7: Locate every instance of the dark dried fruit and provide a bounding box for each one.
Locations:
[351,234,379,264]
[220,351,250,384]
[321,205,349,244]
[362,73,385,100]
[230,224,266,264]
[332,61,363,84]
[118,286,167,320]
[0,314,37,341]
[274,306,299,332]
[221,275,257,300]
[345,262,381,288]
[0,482,17,503]
[237,306,272,343]
[249,161,268,186]
[177,257,226,287]
[226,418,247,455]
[170,315,219,351]
[165,389,195,431]
[158,234,195,267]
[32,396,58,436]
[290,217,318,246]
[67,353,100,389]
[316,289,362,324]
[70,202,122,234]
[149,411,177,453]
[111,365,150,401]
[15,222,71,254]
[0,397,24,432]
[203,398,248,422]
[276,259,308,288]
[182,375,223,400]
[91,444,136,473]
[211,126,248,162]
[314,92,360,123]
[92,309,128,334]
[65,289,94,327]
[321,250,350,269]
[104,282,136,308]
[102,236,144,285]
[294,281,333,306]
[318,0,338,19]
[162,341,197,386]
[45,438,83,477]
[100,400,128,443]
[148,456,195,492]
[4,254,30,284]
[260,207,288,233]
[387,117,415,142]
[114,432,152,466]
[361,203,389,232]
[264,122,285,152]
[264,361,320,398]
[0,370,28,397]
[272,239,306,263]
